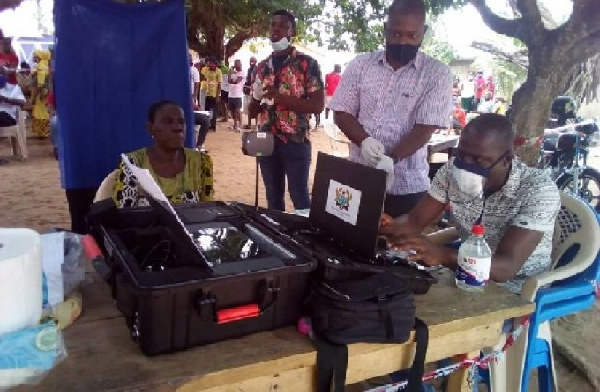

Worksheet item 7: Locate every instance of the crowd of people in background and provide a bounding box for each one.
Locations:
[0,28,57,161]
[189,52,343,138]
[447,71,509,134]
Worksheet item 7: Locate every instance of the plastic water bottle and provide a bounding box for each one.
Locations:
[455,225,492,292]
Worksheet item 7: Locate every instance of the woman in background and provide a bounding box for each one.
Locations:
[113,100,214,207]
[29,49,51,138]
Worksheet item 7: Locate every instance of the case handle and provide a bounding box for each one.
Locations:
[217,304,260,324]
[195,279,280,324]
[82,234,112,281]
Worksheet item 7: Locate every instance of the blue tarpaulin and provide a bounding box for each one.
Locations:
[54,0,193,189]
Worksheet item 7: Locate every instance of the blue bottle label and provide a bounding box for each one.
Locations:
[456,255,491,287]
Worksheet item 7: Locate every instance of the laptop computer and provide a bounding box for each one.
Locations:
[309,152,387,259]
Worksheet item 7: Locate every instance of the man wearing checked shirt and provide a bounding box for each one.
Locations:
[330,0,453,217]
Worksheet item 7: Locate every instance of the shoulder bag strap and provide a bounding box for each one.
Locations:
[406,317,429,392]
[314,337,348,392]
[314,317,428,392]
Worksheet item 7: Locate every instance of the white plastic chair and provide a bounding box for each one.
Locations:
[93,170,119,203]
[0,110,28,159]
[322,123,350,158]
[485,191,600,392]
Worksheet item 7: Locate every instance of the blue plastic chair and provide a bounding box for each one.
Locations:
[483,192,600,392]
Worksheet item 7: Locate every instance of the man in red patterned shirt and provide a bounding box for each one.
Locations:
[255,9,325,211]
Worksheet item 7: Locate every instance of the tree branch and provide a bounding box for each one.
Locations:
[470,0,523,40]
[471,41,529,68]
[564,29,600,67]
[558,0,600,44]
[225,28,260,58]
[515,0,544,34]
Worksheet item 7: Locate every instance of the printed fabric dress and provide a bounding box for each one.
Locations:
[31,49,51,138]
[112,148,214,208]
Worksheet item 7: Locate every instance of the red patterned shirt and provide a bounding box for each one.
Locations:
[256,48,323,141]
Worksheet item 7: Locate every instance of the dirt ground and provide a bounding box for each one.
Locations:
[0,121,597,391]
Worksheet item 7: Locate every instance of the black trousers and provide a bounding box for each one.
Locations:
[204,96,218,130]
[65,187,98,234]
[383,192,426,218]
[0,111,17,127]
[194,112,210,146]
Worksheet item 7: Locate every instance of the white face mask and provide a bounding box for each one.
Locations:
[452,165,485,197]
[451,153,508,198]
[271,37,290,52]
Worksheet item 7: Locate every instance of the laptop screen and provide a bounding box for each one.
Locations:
[309,152,387,258]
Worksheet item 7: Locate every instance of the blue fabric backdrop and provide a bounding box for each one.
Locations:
[54,0,194,189]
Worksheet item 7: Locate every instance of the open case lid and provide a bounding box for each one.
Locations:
[309,152,387,259]
[120,154,214,271]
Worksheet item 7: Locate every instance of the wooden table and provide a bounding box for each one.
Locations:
[19,269,533,392]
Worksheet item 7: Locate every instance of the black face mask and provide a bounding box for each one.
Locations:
[386,43,420,64]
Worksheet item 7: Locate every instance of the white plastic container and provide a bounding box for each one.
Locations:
[455,224,492,292]
[0,228,42,335]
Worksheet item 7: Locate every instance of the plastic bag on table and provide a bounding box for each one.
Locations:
[44,229,87,298]
[61,232,86,296]
[0,320,67,391]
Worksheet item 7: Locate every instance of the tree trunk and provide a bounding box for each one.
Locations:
[511,62,571,165]
[203,26,225,60]
[186,0,225,59]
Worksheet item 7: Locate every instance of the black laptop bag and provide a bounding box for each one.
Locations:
[309,270,431,392]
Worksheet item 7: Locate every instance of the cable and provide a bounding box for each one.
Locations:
[138,239,172,271]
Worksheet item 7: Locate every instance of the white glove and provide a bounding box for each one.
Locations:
[360,137,385,166]
[376,155,395,191]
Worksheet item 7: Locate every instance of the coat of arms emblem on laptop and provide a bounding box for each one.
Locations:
[334,187,353,211]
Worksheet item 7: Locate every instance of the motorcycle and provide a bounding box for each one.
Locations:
[541,119,600,211]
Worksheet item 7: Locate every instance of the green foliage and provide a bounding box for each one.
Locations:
[422,39,455,64]
[129,0,468,55]
[323,0,467,52]
[420,15,456,64]
[492,59,527,102]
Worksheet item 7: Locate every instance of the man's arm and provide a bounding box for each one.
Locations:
[216,70,222,100]
[334,111,370,146]
[0,85,26,108]
[389,67,453,161]
[230,72,243,85]
[264,57,325,113]
[380,193,446,238]
[388,124,437,161]
[271,89,324,113]
[0,94,25,107]
[398,176,561,284]
[394,225,544,284]
[193,82,199,103]
[380,163,451,239]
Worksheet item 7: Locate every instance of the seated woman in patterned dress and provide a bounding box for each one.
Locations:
[113,100,214,208]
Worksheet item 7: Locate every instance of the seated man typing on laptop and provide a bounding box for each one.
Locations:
[380,113,561,293]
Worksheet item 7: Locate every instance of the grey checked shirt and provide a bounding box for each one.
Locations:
[329,50,453,195]
[429,158,561,293]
